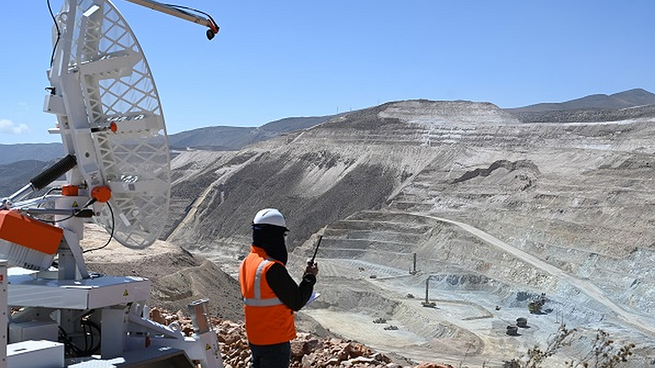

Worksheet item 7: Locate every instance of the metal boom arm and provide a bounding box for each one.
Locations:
[122,0,219,38]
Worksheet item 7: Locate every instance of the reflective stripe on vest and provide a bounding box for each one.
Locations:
[243,259,283,307]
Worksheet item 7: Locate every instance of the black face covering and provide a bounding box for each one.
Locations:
[252,224,288,265]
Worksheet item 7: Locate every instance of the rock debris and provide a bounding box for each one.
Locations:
[150,308,453,368]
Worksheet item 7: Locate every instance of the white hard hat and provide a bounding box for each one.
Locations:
[253,208,287,229]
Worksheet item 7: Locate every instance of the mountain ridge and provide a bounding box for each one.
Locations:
[506,87,655,112]
[167,115,338,151]
[2,88,654,195]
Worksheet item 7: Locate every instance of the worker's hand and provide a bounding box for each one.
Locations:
[305,260,319,276]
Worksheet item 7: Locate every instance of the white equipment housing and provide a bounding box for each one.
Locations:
[0,1,222,367]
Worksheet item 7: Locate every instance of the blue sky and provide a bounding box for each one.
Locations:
[1,1,654,144]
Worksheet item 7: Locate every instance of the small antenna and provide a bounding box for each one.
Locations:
[309,235,322,265]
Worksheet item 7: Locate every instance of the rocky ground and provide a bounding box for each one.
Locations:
[151,308,451,368]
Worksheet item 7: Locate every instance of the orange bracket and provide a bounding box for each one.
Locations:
[91,186,112,203]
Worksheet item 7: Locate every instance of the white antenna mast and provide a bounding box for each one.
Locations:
[45,0,218,250]
[0,1,223,366]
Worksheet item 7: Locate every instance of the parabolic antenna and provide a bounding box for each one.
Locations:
[0,2,222,366]
[48,0,170,249]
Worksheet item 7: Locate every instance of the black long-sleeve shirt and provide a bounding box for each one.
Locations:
[266,263,316,311]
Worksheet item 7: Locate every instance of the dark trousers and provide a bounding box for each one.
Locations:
[249,341,291,368]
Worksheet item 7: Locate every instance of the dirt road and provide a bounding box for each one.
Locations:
[295,212,655,365]
[419,213,655,338]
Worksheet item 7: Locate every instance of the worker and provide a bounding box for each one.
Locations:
[239,208,319,368]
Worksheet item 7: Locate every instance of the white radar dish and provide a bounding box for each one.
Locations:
[51,0,170,249]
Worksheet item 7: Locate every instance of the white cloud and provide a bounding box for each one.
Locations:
[0,119,29,134]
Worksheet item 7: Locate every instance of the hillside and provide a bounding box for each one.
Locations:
[164,98,655,366]
[80,224,244,322]
[0,116,334,181]
[167,115,335,151]
[0,143,63,165]
[0,160,52,196]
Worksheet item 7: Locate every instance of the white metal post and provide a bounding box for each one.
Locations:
[101,307,129,358]
[189,299,223,367]
[0,260,7,368]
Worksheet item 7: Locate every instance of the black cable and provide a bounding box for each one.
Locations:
[47,0,62,68]
[80,319,101,355]
[45,212,77,224]
[31,194,85,224]
[83,201,115,253]
[26,210,75,224]
[58,326,70,355]
[58,319,101,357]
[83,322,93,354]
[58,326,80,357]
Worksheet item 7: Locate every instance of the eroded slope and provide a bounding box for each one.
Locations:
[167,99,655,365]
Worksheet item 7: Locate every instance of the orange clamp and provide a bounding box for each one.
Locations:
[61,185,79,196]
[91,186,112,203]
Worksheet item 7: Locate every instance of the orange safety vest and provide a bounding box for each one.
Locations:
[239,246,296,345]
